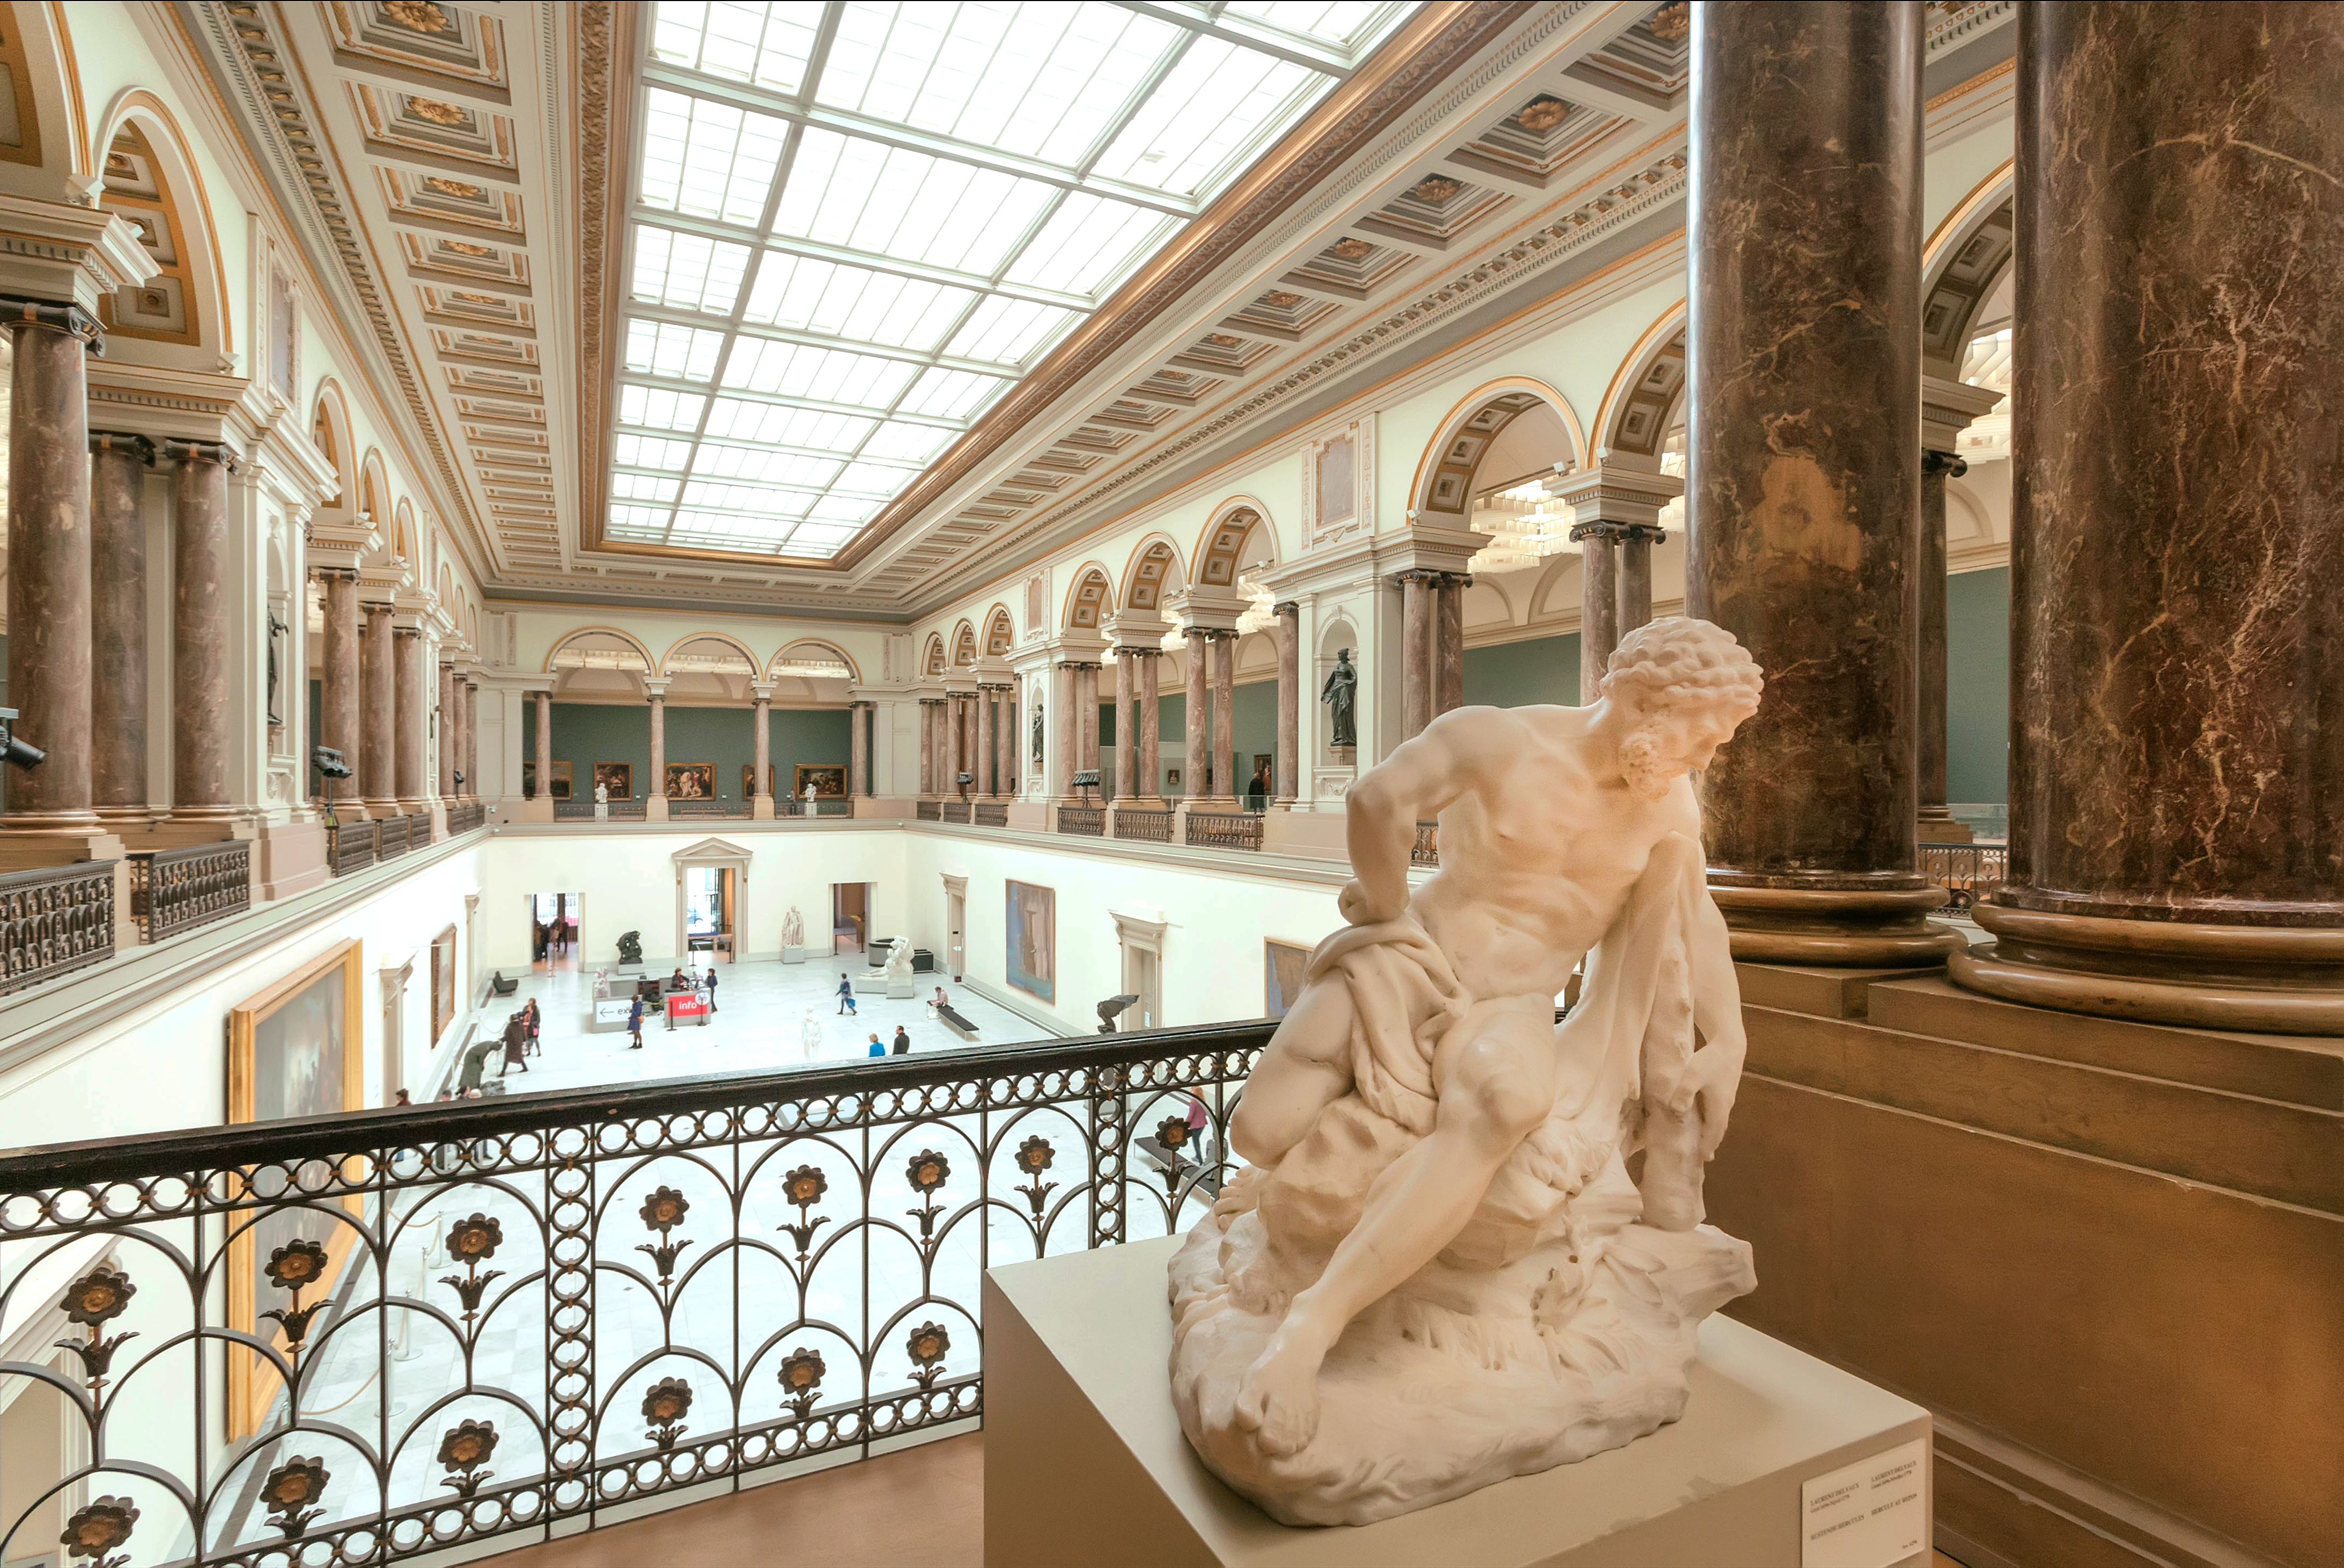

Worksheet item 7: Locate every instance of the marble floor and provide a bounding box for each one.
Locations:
[445,952,1059,1100]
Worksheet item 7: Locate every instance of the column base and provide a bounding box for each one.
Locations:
[1950,903,2344,1036]
[1917,812,1973,843]
[521,797,555,823]
[646,796,670,822]
[1711,882,1965,968]
[752,793,775,820]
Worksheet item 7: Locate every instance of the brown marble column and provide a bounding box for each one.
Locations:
[1686,0,1956,966]
[1575,534,1618,706]
[1618,529,1656,637]
[534,690,555,799]
[360,603,397,811]
[645,689,664,804]
[1053,664,1078,796]
[999,691,1017,796]
[1435,573,1466,718]
[396,628,426,810]
[1111,655,1136,800]
[3,305,100,828]
[1397,570,1434,741]
[320,572,363,808]
[849,700,871,796]
[917,698,936,795]
[1917,449,1963,838]
[1080,664,1102,779]
[1137,652,1161,803]
[89,433,154,822]
[1274,602,1299,805]
[1950,1,2344,1033]
[953,692,972,796]
[1208,633,1236,804]
[462,679,481,799]
[977,685,996,797]
[751,692,771,803]
[167,441,234,818]
[437,663,456,801]
[1182,633,1206,798]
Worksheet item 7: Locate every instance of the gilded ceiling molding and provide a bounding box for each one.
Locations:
[570,0,627,579]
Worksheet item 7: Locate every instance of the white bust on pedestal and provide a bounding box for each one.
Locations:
[593,780,609,821]
[1170,617,1769,1526]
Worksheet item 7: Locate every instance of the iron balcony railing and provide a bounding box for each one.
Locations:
[1413,820,1440,867]
[1056,806,1104,837]
[447,802,488,835]
[0,860,115,994]
[1184,811,1263,852]
[0,1022,1265,1568]
[377,815,413,860]
[940,800,972,825]
[126,841,251,943]
[1112,809,1173,844]
[914,800,942,822]
[667,799,750,819]
[1919,841,2009,912]
[325,821,375,877]
[972,803,1008,828]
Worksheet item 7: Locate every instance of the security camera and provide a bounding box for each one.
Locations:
[311,745,353,780]
[0,709,43,772]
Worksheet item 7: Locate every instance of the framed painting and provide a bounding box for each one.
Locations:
[665,761,715,800]
[521,760,573,801]
[429,924,458,1046]
[1265,939,1313,1019]
[1006,881,1055,1005]
[741,764,776,800]
[794,763,846,798]
[592,761,632,800]
[225,938,366,1438]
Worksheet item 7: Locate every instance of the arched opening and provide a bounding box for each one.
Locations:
[1063,566,1112,631]
[1121,536,1186,612]
[311,387,352,513]
[982,606,1013,656]
[922,633,946,676]
[1413,383,1585,565]
[950,619,977,668]
[97,117,208,349]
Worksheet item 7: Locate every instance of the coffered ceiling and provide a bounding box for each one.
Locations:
[181,1,2014,623]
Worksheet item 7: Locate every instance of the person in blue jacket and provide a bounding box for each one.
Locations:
[866,1032,885,1058]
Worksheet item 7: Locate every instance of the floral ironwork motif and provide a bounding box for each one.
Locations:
[642,1376,693,1450]
[55,1266,139,1395]
[777,1164,830,1258]
[60,1497,138,1568]
[636,1186,694,1285]
[905,1321,950,1390]
[260,1455,331,1538]
[777,1347,825,1419]
[1013,1135,1057,1219]
[905,1150,950,1242]
[436,1418,500,1497]
[439,1212,505,1325]
[260,1239,333,1361]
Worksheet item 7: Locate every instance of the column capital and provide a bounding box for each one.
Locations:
[89,431,154,463]
[1273,601,1300,617]
[1111,644,1162,662]
[393,624,424,641]
[642,679,668,699]
[316,565,360,585]
[1920,371,2005,455]
[160,438,237,470]
[1391,567,1447,589]
[1920,449,1969,480]
[0,294,102,350]
[1567,520,1664,546]
[849,698,876,711]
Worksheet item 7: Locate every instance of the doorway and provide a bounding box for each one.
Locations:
[831,882,873,959]
[531,891,581,972]
[942,876,966,981]
[684,866,735,962]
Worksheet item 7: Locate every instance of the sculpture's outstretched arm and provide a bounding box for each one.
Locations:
[1341,709,1500,922]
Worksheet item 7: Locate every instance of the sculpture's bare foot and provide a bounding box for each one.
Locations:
[1233,1326,1325,1456]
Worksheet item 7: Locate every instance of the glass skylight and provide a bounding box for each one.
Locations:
[614,0,1419,558]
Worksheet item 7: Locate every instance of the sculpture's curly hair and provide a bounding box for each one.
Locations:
[1599,616,1764,715]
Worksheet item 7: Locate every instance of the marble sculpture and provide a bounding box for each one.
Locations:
[1169,617,1766,1526]
[883,938,914,983]
[780,905,806,947]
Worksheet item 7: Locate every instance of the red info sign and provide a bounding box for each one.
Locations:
[666,993,708,1022]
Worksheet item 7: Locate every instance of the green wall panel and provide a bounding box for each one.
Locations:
[1947,566,2010,805]
[1464,633,1581,709]
[536,702,847,800]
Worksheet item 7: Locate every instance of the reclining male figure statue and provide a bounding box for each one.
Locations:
[1169,616,1766,1521]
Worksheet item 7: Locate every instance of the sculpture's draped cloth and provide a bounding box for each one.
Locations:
[1169,833,1755,1524]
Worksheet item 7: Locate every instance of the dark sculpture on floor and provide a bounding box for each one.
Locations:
[1321,647,1358,748]
[616,929,643,965]
[1097,993,1140,1033]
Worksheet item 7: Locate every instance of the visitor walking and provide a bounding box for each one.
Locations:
[836,973,857,1015]
[628,994,644,1049]
[705,966,719,1014]
[500,1011,530,1075]
[523,997,542,1056]
[866,1032,885,1059]
[891,1025,911,1056]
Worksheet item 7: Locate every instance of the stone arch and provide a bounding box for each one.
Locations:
[1921,163,2015,378]
[1410,378,1587,523]
[393,498,419,566]
[950,618,978,667]
[658,630,758,680]
[0,4,92,197]
[769,638,860,683]
[1120,532,1188,611]
[661,632,759,704]
[1592,306,1688,463]
[545,624,655,675]
[547,626,654,702]
[982,605,1014,656]
[1062,563,1114,631]
[92,91,230,358]
[311,382,354,512]
[1191,499,1277,593]
[359,449,390,529]
[922,632,946,675]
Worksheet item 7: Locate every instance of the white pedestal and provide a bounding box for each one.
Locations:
[984,1237,1930,1568]
[782,946,805,965]
[886,980,918,999]
[594,803,609,822]
[852,973,887,993]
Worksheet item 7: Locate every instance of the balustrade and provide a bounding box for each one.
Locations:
[973,802,1008,828]
[1184,811,1263,852]
[0,861,115,994]
[447,801,488,835]
[916,800,942,822]
[326,820,377,877]
[126,841,250,942]
[1113,808,1174,844]
[0,1024,1264,1568]
[1413,820,1440,867]
[1057,806,1105,837]
[941,800,972,824]
[1919,841,2008,912]
[375,813,412,860]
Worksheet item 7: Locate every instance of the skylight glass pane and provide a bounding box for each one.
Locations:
[1092,38,1326,198]
[832,459,919,496]
[1222,0,1405,48]
[631,227,750,314]
[608,502,673,536]
[898,366,1009,421]
[638,88,788,225]
[860,420,957,463]
[618,383,709,432]
[694,442,843,486]
[681,479,816,515]
[703,397,879,450]
[945,295,1081,367]
[671,508,793,544]
[1004,194,1176,298]
[784,526,858,556]
[610,473,682,502]
[624,317,727,381]
[775,127,1056,276]
[807,493,884,524]
[652,1,825,93]
[742,252,978,351]
[613,433,695,471]
[722,337,919,409]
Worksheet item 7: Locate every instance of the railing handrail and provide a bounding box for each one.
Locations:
[0,1017,1279,1186]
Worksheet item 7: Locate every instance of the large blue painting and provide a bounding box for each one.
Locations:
[1006,880,1055,1004]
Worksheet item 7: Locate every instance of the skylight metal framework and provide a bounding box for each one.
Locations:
[611,1,1419,558]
